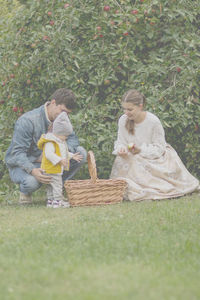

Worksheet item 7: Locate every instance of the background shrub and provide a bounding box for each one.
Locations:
[0,0,199,191]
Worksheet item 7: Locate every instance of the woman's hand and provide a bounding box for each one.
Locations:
[131,146,141,155]
[128,143,141,155]
[118,148,128,158]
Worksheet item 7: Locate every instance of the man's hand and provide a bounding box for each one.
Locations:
[72,152,83,162]
[31,168,52,184]
[118,148,128,158]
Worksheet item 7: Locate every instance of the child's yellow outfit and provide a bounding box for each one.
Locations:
[37,134,70,174]
[37,111,73,208]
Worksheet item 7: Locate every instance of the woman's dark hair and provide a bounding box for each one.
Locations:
[50,88,76,110]
[121,89,145,135]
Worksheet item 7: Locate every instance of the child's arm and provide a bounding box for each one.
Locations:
[45,142,62,165]
[60,159,68,168]
[69,152,83,162]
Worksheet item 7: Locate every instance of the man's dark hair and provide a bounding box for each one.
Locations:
[50,88,76,110]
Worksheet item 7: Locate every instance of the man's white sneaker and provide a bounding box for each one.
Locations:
[19,192,32,205]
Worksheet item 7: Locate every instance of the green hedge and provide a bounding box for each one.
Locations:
[0,0,200,188]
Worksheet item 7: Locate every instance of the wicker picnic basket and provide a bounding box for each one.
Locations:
[64,151,127,207]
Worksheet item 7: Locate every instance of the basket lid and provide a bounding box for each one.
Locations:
[87,151,97,183]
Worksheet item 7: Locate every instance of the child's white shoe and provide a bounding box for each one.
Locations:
[52,200,70,208]
[46,199,53,208]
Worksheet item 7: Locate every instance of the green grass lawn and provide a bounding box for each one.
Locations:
[0,192,200,300]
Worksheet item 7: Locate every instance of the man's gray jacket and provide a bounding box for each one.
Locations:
[5,104,79,174]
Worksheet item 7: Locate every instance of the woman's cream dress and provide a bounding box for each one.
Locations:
[110,112,199,201]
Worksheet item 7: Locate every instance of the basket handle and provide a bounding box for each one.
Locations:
[87,151,98,183]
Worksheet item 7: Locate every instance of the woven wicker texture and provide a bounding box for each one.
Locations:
[64,151,127,207]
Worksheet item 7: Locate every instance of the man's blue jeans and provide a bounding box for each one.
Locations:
[8,146,87,195]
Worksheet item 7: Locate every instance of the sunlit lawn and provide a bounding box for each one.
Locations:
[0,192,200,300]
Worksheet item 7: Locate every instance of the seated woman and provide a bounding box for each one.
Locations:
[110,89,199,201]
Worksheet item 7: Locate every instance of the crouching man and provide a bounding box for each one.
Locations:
[5,88,87,204]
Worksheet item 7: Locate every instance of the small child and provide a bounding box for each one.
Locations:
[37,111,83,208]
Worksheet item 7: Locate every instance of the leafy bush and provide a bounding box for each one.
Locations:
[0,0,200,189]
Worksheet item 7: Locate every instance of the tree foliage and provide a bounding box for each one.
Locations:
[0,0,200,187]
